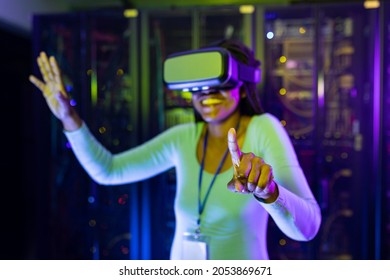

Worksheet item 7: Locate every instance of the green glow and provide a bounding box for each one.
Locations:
[91,72,98,106]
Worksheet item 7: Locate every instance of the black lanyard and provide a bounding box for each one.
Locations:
[197,120,240,234]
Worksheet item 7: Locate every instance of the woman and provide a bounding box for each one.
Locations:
[29,39,321,260]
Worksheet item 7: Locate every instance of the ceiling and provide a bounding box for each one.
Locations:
[1,0,363,33]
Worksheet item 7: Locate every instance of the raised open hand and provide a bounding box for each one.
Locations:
[29,52,81,130]
[29,52,73,120]
[227,128,278,202]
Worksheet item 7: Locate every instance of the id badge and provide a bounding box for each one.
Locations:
[181,232,210,260]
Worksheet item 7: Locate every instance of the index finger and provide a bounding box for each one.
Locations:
[37,52,53,84]
[227,128,242,167]
[49,56,66,95]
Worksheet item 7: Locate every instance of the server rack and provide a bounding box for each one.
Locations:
[32,10,143,259]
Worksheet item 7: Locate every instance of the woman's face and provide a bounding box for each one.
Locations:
[192,86,241,123]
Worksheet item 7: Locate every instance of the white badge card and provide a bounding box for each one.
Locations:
[181,233,209,260]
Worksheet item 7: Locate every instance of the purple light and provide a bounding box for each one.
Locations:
[65,85,73,92]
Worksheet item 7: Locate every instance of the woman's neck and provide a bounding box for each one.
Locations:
[206,110,241,140]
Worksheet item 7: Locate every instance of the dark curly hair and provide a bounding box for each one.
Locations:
[193,39,264,122]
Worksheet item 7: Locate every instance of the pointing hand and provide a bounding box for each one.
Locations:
[227,128,278,202]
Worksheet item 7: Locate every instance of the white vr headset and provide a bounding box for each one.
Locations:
[163,47,261,92]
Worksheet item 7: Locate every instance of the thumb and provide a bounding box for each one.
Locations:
[227,128,242,167]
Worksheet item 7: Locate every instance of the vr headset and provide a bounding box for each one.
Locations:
[163,47,261,92]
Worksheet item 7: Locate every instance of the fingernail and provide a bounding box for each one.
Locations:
[248,183,256,192]
[235,181,243,192]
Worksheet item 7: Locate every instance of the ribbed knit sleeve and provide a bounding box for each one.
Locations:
[249,114,321,241]
[64,122,190,185]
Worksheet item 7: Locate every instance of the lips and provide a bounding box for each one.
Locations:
[201,98,224,106]
[195,93,224,106]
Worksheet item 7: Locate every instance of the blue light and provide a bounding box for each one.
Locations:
[70,99,77,106]
[266,32,274,39]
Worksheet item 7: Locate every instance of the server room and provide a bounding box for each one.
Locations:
[1,0,389,260]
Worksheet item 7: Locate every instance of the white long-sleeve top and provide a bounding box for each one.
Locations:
[64,113,321,260]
